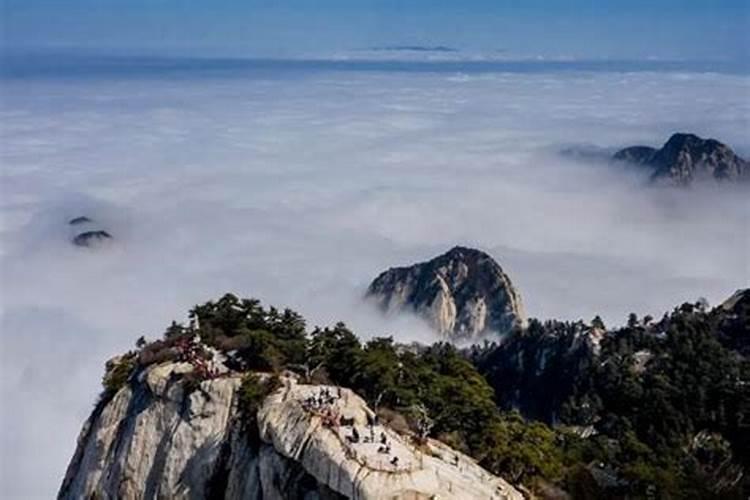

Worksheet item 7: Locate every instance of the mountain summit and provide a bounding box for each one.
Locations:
[613,133,748,186]
[60,361,521,500]
[57,293,525,500]
[366,247,526,340]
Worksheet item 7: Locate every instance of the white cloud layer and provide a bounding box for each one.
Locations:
[1,65,749,498]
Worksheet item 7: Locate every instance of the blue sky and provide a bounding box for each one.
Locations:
[2,0,748,59]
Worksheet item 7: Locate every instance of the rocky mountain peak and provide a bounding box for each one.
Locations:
[437,245,490,265]
[366,247,526,341]
[59,359,522,500]
[613,132,748,185]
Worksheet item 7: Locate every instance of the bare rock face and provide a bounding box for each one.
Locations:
[719,288,750,313]
[59,360,522,500]
[613,133,749,186]
[260,380,522,500]
[366,247,526,341]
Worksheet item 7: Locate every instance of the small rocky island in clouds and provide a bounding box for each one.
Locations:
[613,132,748,186]
[366,246,526,341]
[69,216,113,248]
[563,132,748,187]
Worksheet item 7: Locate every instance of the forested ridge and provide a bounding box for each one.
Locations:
[106,290,749,498]
[475,291,749,497]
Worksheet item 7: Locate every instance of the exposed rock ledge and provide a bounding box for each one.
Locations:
[59,361,522,500]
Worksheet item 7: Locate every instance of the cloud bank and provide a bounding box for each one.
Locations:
[1,60,748,497]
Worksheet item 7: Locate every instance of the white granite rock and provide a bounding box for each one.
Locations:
[259,380,523,500]
[59,361,523,500]
[367,247,526,341]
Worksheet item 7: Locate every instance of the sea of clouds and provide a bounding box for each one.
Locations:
[1,59,748,497]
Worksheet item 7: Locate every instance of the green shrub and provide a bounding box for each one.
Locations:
[478,412,564,484]
[238,372,282,441]
[102,353,136,396]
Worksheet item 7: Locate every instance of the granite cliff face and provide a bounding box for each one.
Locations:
[366,247,526,341]
[613,133,749,186]
[59,359,522,500]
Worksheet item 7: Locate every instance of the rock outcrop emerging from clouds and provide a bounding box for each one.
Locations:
[613,133,749,186]
[366,246,526,341]
[69,216,113,248]
[59,360,522,500]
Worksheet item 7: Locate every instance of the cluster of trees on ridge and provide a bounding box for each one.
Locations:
[104,291,749,499]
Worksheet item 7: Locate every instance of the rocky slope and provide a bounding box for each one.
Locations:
[366,247,526,341]
[613,132,749,185]
[59,358,522,500]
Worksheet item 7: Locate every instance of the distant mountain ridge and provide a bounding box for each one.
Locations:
[366,247,526,341]
[613,132,749,185]
[370,45,458,53]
